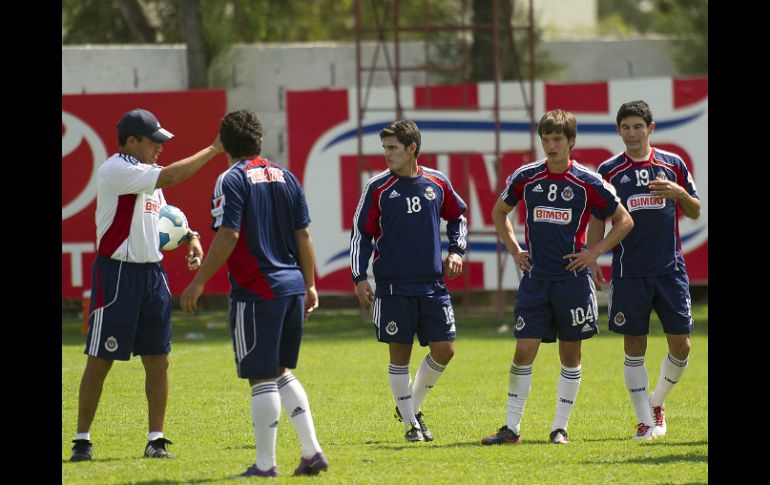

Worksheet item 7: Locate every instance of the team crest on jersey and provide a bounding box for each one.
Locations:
[532,184,543,193]
[561,187,574,201]
[614,312,626,327]
[424,187,436,200]
[627,193,665,212]
[386,321,399,335]
[533,206,572,225]
[515,316,525,331]
[620,174,631,184]
[105,336,119,352]
[656,171,668,181]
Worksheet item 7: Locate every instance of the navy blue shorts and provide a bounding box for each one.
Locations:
[608,271,693,336]
[372,291,456,346]
[229,295,304,379]
[513,274,598,343]
[84,255,172,361]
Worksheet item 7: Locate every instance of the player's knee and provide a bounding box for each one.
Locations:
[432,347,454,365]
[670,337,691,360]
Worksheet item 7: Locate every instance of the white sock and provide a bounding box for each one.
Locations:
[624,354,653,425]
[148,431,164,441]
[251,381,280,471]
[389,364,418,431]
[75,432,90,441]
[412,354,446,412]
[650,353,688,406]
[552,365,582,432]
[506,364,532,435]
[277,371,322,458]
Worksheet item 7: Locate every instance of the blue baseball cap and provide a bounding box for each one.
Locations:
[117,108,174,143]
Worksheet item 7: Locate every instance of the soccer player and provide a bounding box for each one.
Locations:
[590,100,700,440]
[180,109,328,478]
[70,108,222,462]
[350,120,467,443]
[482,109,633,446]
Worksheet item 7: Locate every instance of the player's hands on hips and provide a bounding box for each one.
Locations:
[513,250,532,272]
[589,262,607,290]
[563,248,599,272]
[186,239,204,270]
[355,280,374,307]
[304,285,319,320]
[180,282,205,314]
[444,253,464,279]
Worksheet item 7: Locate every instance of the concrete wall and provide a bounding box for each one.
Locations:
[62,38,681,164]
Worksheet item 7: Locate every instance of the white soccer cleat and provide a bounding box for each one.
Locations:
[632,422,655,440]
[650,403,666,437]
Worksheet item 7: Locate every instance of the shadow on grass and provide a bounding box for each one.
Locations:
[590,452,708,465]
[62,305,708,347]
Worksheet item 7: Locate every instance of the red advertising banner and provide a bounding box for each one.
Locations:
[62,90,230,299]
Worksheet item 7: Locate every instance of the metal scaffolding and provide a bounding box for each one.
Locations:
[354,0,537,319]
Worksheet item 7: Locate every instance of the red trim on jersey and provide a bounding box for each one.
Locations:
[367,175,398,262]
[605,157,634,182]
[242,157,280,170]
[421,170,464,220]
[565,172,605,250]
[98,194,138,257]
[226,225,275,300]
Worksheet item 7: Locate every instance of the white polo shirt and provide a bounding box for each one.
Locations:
[95,153,166,263]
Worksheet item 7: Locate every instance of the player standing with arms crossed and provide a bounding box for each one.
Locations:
[590,100,700,440]
[482,109,633,446]
[351,120,467,443]
[70,108,221,462]
[181,109,328,477]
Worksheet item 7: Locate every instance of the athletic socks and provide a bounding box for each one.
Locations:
[412,354,446,412]
[250,381,280,471]
[388,364,419,431]
[505,364,532,435]
[277,371,322,458]
[552,365,582,432]
[624,354,653,425]
[650,353,688,406]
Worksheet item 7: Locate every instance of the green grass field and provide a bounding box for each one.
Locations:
[62,303,707,484]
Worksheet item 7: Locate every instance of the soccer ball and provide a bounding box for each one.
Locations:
[158,204,189,251]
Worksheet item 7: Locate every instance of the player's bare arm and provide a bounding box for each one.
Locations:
[565,204,633,272]
[180,226,239,313]
[648,178,701,219]
[155,134,224,189]
[295,227,319,319]
[355,280,374,307]
[585,215,608,289]
[491,197,531,272]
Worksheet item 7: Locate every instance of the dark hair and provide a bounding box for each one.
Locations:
[537,109,577,144]
[220,109,263,159]
[118,134,144,147]
[616,100,653,126]
[379,120,421,158]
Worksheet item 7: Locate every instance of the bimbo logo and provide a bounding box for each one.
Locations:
[62,111,107,221]
[533,206,572,225]
[627,194,665,212]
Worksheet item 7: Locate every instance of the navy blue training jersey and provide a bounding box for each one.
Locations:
[350,167,467,293]
[597,148,699,278]
[211,157,310,302]
[502,159,619,281]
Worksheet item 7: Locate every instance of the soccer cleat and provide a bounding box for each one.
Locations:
[70,439,93,462]
[651,402,667,437]
[395,406,434,442]
[632,423,655,440]
[144,437,174,458]
[236,465,278,478]
[405,425,425,442]
[481,426,522,445]
[294,451,329,476]
[549,428,569,444]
